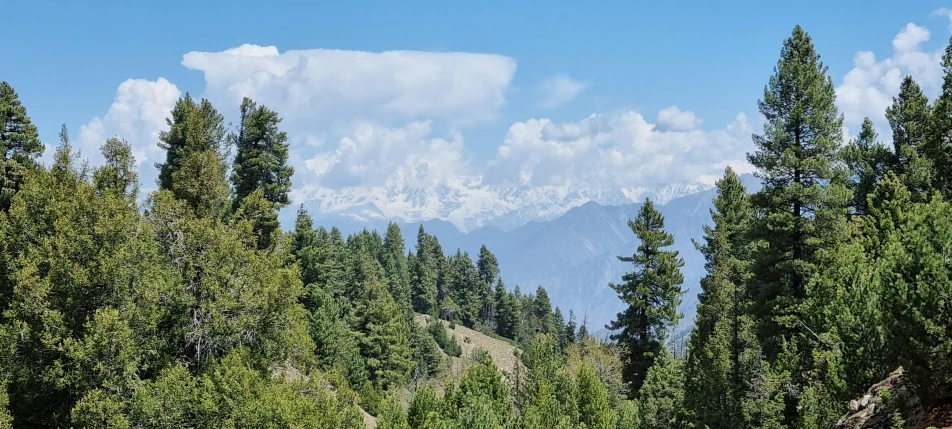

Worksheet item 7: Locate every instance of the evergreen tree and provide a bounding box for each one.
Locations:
[683,167,759,428]
[637,348,685,429]
[383,223,412,317]
[841,117,890,216]
[412,225,440,315]
[746,25,848,361]
[0,81,43,212]
[230,97,293,210]
[93,137,139,201]
[607,198,685,394]
[885,75,933,199]
[355,276,414,389]
[927,36,952,198]
[156,95,229,218]
[533,286,556,335]
[577,364,616,429]
[476,245,499,326]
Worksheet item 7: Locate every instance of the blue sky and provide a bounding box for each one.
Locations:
[4,0,952,203]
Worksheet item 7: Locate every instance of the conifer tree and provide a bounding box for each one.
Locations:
[230,97,293,210]
[927,37,952,198]
[842,117,890,216]
[0,81,43,212]
[577,364,616,429]
[476,245,499,326]
[746,25,848,359]
[411,225,441,315]
[607,198,685,394]
[886,75,933,199]
[683,167,759,428]
[156,95,229,218]
[637,348,685,429]
[383,223,412,317]
[93,137,139,201]
[355,276,414,389]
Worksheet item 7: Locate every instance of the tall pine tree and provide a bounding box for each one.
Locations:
[885,75,933,199]
[230,97,293,210]
[746,25,847,358]
[607,198,685,394]
[683,167,759,428]
[0,81,43,212]
[841,117,889,216]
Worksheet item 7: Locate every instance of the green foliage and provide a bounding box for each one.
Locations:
[886,75,934,198]
[428,319,462,358]
[577,364,616,429]
[230,97,293,211]
[683,167,759,429]
[0,81,43,212]
[355,276,414,389]
[637,349,684,429]
[841,117,891,216]
[607,198,685,394]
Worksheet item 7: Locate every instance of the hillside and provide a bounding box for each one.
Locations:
[836,368,952,429]
[411,314,523,394]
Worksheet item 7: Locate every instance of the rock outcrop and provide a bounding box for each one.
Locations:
[836,367,952,429]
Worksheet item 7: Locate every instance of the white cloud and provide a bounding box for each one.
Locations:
[485,109,753,188]
[835,22,944,130]
[537,75,589,108]
[78,78,181,187]
[932,7,952,31]
[295,120,467,190]
[656,106,702,131]
[181,44,517,134]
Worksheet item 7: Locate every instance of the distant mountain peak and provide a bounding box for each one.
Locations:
[295,178,715,232]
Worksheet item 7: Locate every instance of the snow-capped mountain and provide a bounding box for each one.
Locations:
[292,177,714,232]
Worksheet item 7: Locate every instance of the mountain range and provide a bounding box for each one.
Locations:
[289,173,762,339]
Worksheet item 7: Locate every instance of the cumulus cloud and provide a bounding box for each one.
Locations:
[835,22,944,130]
[295,120,467,190]
[485,109,753,188]
[78,78,181,188]
[181,44,517,134]
[656,106,703,131]
[537,75,589,108]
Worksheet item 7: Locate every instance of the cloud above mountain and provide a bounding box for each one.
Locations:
[76,10,952,218]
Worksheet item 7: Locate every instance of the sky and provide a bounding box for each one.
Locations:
[4,0,952,204]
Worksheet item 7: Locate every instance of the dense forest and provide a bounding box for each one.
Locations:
[2,24,952,428]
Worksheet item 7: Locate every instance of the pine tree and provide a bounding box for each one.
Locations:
[885,75,933,199]
[156,95,229,218]
[412,225,440,315]
[842,117,890,216]
[683,167,759,428]
[230,97,293,210]
[577,364,616,429]
[607,198,685,394]
[383,223,412,317]
[637,348,685,429]
[355,276,414,390]
[746,25,848,360]
[476,245,499,326]
[927,36,952,198]
[93,137,139,201]
[531,286,556,335]
[0,81,43,212]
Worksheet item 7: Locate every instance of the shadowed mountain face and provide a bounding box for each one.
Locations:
[308,174,762,338]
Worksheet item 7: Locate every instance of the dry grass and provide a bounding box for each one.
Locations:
[410,313,524,395]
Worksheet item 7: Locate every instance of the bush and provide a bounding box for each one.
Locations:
[445,335,463,358]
